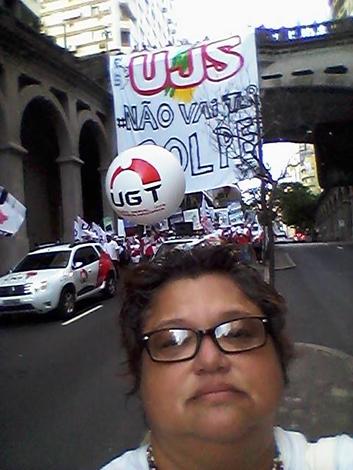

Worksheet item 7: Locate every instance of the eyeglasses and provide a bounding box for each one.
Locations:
[141,316,269,363]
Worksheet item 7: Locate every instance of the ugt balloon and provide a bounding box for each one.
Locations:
[105,145,186,225]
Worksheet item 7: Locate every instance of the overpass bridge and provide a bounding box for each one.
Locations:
[257,18,353,190]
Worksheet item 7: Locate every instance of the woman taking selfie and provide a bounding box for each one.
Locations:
[101,244,353,470]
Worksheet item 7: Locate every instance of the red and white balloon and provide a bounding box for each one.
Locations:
[105,145,186,225]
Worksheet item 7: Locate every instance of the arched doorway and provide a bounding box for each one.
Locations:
[79,120,103,224]
[21,98,62,247]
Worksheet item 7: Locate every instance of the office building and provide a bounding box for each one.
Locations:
[40,0,176,56]
[286,144,321,194]
[329,0,353,18]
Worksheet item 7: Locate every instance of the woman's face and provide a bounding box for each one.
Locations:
[140,273,284,444]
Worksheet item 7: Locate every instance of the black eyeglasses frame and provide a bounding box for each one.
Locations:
[141,316,270,363]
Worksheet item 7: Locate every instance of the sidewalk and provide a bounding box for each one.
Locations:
[278,343,353,440]
[259,246,353,440]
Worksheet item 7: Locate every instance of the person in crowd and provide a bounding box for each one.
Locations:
[116,238,131,267]
[253,228,265,263]
[103,234,120,275]
[141,229,157,261]
[127,236,142,264]
[101,244,353,470]
[233,223,252,263]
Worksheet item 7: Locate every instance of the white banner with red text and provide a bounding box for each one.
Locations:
[109,32,260,193]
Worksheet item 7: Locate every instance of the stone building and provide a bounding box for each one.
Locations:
[0,4,115,273]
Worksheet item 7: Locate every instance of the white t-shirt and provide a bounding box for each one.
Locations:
[100,428,353,470]
[103,240,119,261]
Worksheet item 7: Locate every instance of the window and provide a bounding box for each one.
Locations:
[73,247,99,266]
[14,251,71,271]
[121,30,130,46]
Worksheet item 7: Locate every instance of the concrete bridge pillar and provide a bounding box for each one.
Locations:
[98,165,115,225]
[0,142,29,273]
[56,155,84,243]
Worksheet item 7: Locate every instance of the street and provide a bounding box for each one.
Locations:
[0,294,145,470]
[1,242,353,469]
[275,242,353,356]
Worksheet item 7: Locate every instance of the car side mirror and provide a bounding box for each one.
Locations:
[73,261,84,269]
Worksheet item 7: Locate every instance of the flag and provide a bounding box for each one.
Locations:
[91,222,107,245]
[74,220,81,241]
[0,186,26,237]
[75,216,93,240]
[200,195,214,234]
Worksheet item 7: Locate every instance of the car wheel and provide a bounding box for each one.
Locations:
[104,274,117,298]
[57,287,75,319]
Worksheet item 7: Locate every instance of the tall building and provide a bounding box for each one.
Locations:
[40,0,177,57]
[329,0,353,18]
[22,0,40,16]
[285,144,321,195]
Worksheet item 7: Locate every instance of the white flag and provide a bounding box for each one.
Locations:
[91,222,107,245]
[0,187,26,237]
[76,216,93,240]
[200,194,214,234]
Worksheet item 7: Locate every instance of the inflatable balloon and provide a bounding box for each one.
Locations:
[105,145,186,225]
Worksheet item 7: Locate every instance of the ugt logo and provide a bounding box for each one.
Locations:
[109,158,162,208]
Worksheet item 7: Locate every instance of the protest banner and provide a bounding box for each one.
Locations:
[109,32,260,193]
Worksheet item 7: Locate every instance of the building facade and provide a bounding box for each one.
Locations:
[329,0,353,18]
[285,144,321,195]
[0,5,115,273]
[40,0,176,57]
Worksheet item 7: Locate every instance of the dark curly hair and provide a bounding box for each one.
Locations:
[119,244,294,394]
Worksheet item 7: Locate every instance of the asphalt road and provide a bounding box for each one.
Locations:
[275,242,353,357]
[0,293,145,470]
[1,242,353,470]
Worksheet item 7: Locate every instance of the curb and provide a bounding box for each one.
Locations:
[275,251,296,271]
[278,342,353,439]
[295,342,353,367]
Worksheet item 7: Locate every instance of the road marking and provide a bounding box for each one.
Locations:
[62,305,103,326]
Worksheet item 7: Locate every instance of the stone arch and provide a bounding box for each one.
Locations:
[78,112,109,224]
[77,111,109,166]
[19,85,73,157]
[19,92,72,247]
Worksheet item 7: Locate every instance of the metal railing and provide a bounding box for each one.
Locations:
[256,17,353,44]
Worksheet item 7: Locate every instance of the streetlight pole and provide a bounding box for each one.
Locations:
[63,22,67,49]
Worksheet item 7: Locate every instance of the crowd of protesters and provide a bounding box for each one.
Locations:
[214,222,265,264]
[78,220,264,270]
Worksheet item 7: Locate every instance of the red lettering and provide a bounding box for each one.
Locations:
[128,36,245,96]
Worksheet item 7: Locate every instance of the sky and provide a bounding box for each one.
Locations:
[173,0,331,178]
[173,0,331,42]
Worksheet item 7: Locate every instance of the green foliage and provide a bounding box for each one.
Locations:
[274,182,320,230]
[165,50,189,98]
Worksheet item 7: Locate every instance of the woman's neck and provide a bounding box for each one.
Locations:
[149,425,277,470]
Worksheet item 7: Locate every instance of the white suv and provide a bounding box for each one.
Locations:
[0,242,117,319]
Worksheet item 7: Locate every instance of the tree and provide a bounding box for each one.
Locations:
[203,82,288,287]
[274,182,319,231]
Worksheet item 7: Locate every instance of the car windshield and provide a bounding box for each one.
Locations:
[13,251,71,271]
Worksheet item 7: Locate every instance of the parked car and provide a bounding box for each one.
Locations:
[0,241,117,319]
[153,237,207,260]
[274,234,294,243]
